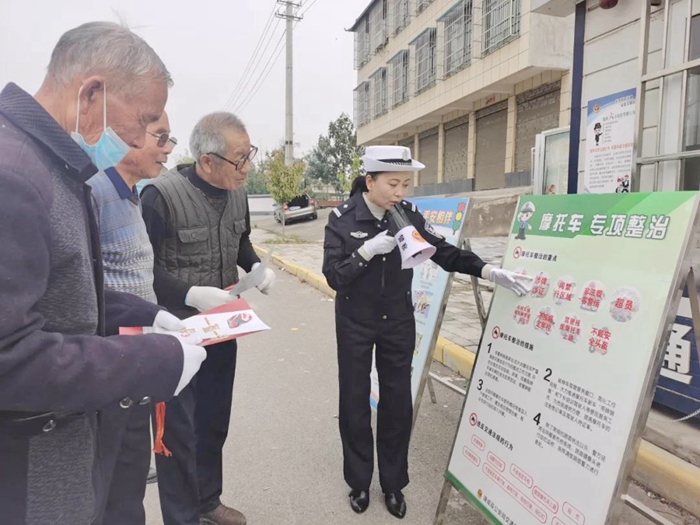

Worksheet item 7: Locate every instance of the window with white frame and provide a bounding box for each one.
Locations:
[354,82,372,127]
[363,82,372,125]
[416,0,434,15]
[371,68,388,118]
[392,0,409,36]
[389,50,409,108]
[440,0,472,78]
[354,17,370,69]
[413,28,437,94]
[483,0,520,55]
[369,0,388,54]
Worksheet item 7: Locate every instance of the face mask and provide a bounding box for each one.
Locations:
[71,84,131,170]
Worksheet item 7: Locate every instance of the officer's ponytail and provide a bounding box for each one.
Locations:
[350,173,380,197]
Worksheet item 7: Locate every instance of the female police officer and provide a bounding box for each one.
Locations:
[322,146,533,519]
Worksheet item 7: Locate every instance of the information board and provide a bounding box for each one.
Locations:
[584,89,636,194]
[654,286,700,418]
[370,197,470,409]
[446,193,698,525]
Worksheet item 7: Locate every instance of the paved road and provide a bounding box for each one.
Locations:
[143,272,696,524]
[251,209,331,243]
[144,271,488,524]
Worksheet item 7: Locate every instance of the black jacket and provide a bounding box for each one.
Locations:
[323,192,486,321]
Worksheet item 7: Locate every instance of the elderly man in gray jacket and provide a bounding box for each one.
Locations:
[0,22,206,524]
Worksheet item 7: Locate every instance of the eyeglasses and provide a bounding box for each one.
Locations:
[147,131,178,148]
[208,146,258,170]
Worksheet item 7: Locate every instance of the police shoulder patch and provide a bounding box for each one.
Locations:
[333,198,356,218]
[424,222,444,239]
[401,200,417,213]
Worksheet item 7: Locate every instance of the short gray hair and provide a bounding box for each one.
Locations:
[190,112,247,161]
[46,22,173,94]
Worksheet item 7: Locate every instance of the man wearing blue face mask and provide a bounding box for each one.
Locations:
[72,83,133,170]
[0,22,206,524]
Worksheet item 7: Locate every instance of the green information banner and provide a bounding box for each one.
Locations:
[447,193,698,525]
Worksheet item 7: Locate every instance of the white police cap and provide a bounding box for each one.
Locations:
[362,145,425,173]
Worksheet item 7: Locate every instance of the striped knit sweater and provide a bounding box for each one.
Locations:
[88,169,158,304]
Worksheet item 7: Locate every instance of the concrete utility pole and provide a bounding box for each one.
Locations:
[276,1,302,166]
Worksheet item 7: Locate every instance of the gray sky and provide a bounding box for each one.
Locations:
[0,0,366,162]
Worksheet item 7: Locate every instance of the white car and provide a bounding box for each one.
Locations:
[274,194,318,224]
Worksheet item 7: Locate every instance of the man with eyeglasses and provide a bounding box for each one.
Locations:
[87,110,178,525]
[141,112,274,525]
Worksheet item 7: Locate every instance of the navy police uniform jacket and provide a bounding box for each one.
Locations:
[323,192,487,322]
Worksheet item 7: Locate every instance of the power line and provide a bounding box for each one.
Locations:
[233,0,323,115]
[234,29,287,113]
[298,0,319,17]
[222,2,280,110]
[226,17,284,111]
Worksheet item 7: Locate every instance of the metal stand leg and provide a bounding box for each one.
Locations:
[429,372,468,396]
[433,479,453,525]
[623,495,676,525]
[464,239,488,330]
[427,376,438,404]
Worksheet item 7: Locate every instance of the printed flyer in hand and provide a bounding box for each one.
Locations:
[120,298,270,346]
[447,192,698,525]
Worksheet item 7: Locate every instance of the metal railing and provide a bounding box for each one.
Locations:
[353,18,370,70]
[389,50,410,108]
[414,28,437,94]
[353,82,372,127]
[482,0,520,56]
[371,68,388,118]
[369,0,387,54]
[441,0,473,78]
[392,0,410,35]
[416,0,434,15]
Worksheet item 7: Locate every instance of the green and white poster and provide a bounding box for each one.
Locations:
[446,193,698,525]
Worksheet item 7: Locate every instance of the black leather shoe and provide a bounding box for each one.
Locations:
[384,491,407,519]
[349,489,370,514]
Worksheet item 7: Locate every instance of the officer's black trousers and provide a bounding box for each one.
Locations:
[154,339,238,525]
[336,314,416,493]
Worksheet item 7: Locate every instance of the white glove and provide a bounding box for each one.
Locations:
[153,310,186,331]
[151,310,204,344]
[360,231,397,260]
[174,342,207,395]
[252,262,276,294]
[485,267,534,296]
[185,286,232,312]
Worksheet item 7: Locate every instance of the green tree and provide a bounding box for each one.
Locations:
[336,153,363,198]
[173,148,195,165]
[245,160,269,195]
[264,148,305,236]
[305,113,364,192]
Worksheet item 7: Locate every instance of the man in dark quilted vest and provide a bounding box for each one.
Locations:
[142,112,275,525]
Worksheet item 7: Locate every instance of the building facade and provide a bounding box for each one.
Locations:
[531,0,700,417]
[533,0,700,194]
[350,0,574,195]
